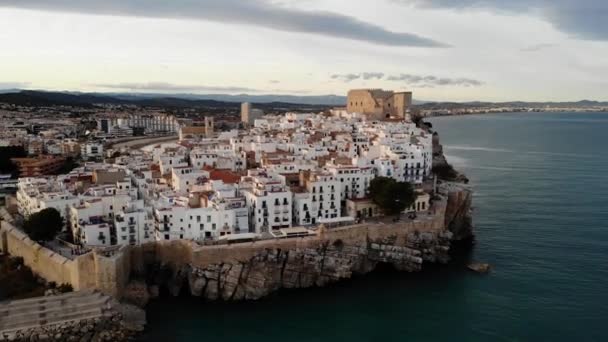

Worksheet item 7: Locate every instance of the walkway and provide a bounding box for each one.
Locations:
[0,290,113,336]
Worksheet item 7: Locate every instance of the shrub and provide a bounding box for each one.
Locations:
[57,283,73,293]
[23,208,63,242]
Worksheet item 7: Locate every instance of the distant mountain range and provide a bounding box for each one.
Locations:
[0,89,606,109]
[0,90,346,108]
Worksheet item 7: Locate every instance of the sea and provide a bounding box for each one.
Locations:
[142,112,608,341]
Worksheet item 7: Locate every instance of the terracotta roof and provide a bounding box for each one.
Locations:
[180,126,207,134]
[209,169,241,184]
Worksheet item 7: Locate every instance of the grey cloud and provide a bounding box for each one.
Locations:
[331,73,362,82]
[268,80,281,84]
[362,72,385,80]
[1,0,446,47]
[332,72,483,87]
[386,73,483,87]
[94,82,261,93]
[331,72,384,82]
[401,0,608,41]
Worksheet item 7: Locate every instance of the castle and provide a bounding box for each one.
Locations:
[347,89,413,121]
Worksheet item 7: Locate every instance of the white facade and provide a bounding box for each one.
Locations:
[241,172,292,233]
[81,142,104,160]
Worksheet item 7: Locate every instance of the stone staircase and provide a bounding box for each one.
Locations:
[0,290,114,335]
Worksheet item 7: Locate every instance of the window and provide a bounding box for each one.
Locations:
[196,215,201,222]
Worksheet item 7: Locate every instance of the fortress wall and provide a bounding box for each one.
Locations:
[0,221,74,287]
[93,246,132,298]
[70,252,98,290]
[190,235,323,268]
[0,221,131,297]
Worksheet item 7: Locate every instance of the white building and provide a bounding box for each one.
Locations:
[81,142,104,160]
[241,171,292,233]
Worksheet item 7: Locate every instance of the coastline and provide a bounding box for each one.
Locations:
[0,127,474,340]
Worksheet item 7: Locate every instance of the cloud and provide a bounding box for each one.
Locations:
[386,73,483,87]
[331,72,385,82]
[93,82,261,93]
[331,73,362,82]
[362,72,385,80]
[331,72,483,87]
[0,0,446,47]
[0,82,30,90]
[268,80,281,84]
[400,0,608,41]
[520,43,556,52]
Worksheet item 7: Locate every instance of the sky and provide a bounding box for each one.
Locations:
[1,0,607,102]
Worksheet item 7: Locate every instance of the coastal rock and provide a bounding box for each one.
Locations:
[467,263,491,274]
[121,280,150,308]
[443,183,474,241]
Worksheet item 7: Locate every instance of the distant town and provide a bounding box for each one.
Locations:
[0,88,479,340]
[0,88,440,250]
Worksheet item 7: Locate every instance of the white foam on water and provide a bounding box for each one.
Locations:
[444,154,468,166]
[445,145,513,153]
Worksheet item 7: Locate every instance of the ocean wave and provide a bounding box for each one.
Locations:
[445,145,513,153]
[445,145,595,159]
[443,154,468,166]
[525,151,595,158]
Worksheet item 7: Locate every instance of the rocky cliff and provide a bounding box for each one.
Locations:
[179,230,453,301]
[443,183,474,241]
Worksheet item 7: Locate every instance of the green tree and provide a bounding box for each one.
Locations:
[23,208,63,242]
[368,177,417,216]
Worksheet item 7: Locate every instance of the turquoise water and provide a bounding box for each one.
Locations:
[143,112,608,341]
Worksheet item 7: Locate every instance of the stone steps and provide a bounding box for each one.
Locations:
[0,291,115,335]
[0,289,97,308]
[0,291,103,314]
[1,298,110,329]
